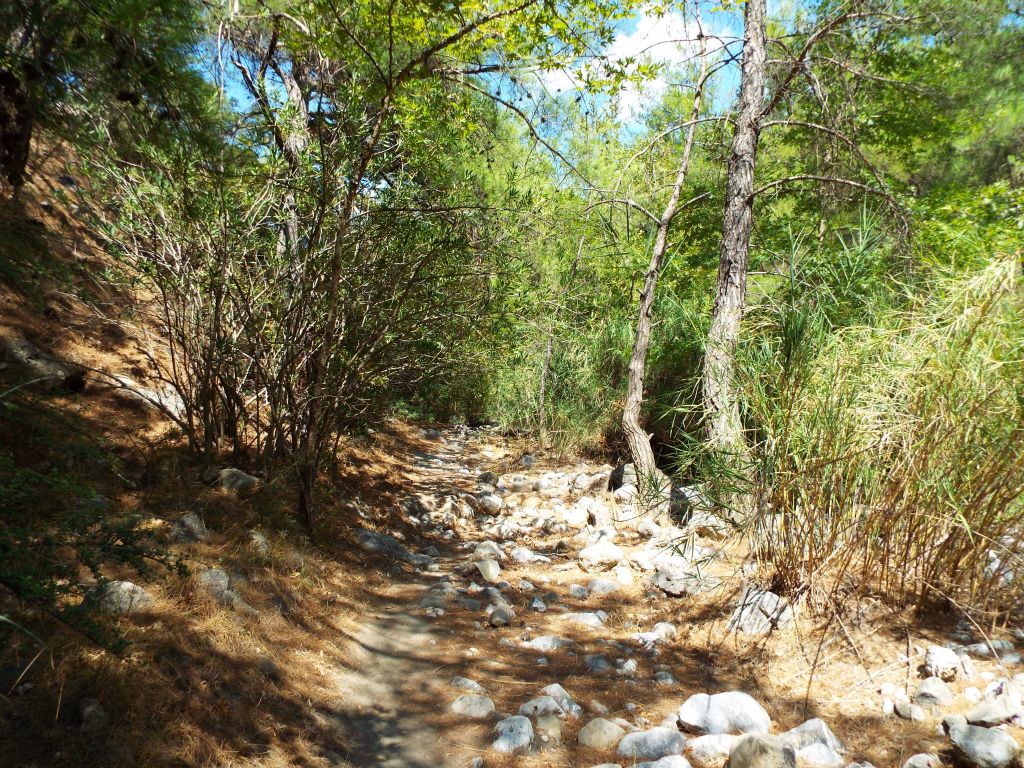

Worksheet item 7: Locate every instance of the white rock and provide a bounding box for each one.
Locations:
[925,645,962,682]
[685,733,739,768]
[451,694,495,719]
[580,540,625,569]
[474,559,501,582]
[519,695,565,718]
[617,727,686,760]
[564,611,608,628]
[579,717,627,749]
[493,715,534,753]
[478,493,503,514]
[451,677,486,693]
[727,587,793,635]
[541,683,581,717]
[524,635,573,652]
[677,692,771,735]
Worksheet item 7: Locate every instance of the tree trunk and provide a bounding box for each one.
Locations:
[623,27,708,520]
[702,0,766,455]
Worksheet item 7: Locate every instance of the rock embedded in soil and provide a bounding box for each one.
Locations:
[725,734,796,768]
[519,695,565,717]
[217,467,259,492]
[894,696,925,722]
[78,698,110,733]
[493,715,534,754]
[473,558,501,582]
[966,684,1024,726]
[579,540,625,569]
[677,692,772,736]
[925,644,962,681]
[564,610,608,628]
[535,713,563,748]
[943,713,1020,768]
[355,528,431,565]
[451,676,486,693]
[541,683,581,717]
[617,727,687,760]
[727,586,793,635]
[451,694,495,719]
[91,580,154,615]
[510,546,549,564]
[579,717,627,749]
[780,718,844,754]
[171,511,208,542]
[478,492,504,514]
[686,733,740,768]
[913,676,953,709]
[524,635,572,652]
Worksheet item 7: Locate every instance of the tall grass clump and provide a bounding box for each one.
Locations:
[734,243,1024,617]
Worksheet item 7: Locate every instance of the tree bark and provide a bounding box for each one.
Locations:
[622,24,708,519]
[702,0,767,455]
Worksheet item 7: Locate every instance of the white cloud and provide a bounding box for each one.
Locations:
[536,5,729,123]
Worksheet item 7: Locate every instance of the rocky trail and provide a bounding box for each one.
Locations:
[28,416,1024,768]
[322,426,1024,768]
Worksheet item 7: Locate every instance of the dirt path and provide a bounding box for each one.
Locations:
[328,430,483,768]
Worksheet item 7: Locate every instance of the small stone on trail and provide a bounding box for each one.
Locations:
[171,511,208,542]
[451,694,495,719]
[925,644,962,681]
[451,676,486,693]
[677,691,772,736]
[564,611,608,628]
[477,493,503,514]
[79,698,110,733]
[92,580,154,615]
[579,717,627,749]
[493,715,534,754]
[913,676,953,709]
[474,558,501,582]
[894,697,925,722]
[217,467,259,492]
[686,733,739,768]
[579,540,625,569]
[519,695,565,717]
[617,727,687,760]
[588,577,620,596]
[725,734,795,768]
[780,718,844,754]
[727,586,793,635]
